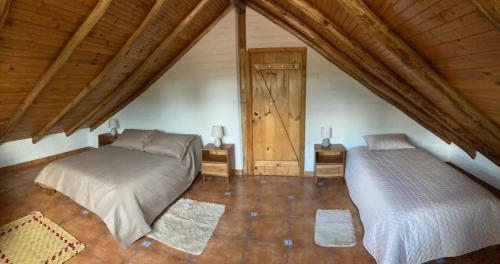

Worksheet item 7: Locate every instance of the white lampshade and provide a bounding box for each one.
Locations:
[321,127,332,139]
[108,119,119,129]
[211,125,224,138]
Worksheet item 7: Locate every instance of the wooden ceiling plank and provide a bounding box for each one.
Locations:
[248,0,484,160]
[0,0,112,142]
[336,0,500,152]
[65,0,213,137]
[0,0,13,30]
[89,4,233,131]
[287,0,489,158]
[31,0,168,143]
[472,0,500,31]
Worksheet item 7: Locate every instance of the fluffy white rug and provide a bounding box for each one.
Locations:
[147,198,225,255]
[315,209,356,247]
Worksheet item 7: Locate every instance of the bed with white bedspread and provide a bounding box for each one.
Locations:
[345,146,500,264]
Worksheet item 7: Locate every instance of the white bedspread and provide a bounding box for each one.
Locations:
[345,146,500,264]
[35,138,201,249]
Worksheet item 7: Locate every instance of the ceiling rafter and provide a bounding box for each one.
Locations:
[65,0,212,137]
[0,0,12,30]
[286,0,496,158]
[247,0,480,158]
[472,0,500,31]
[336,0,500,156]
[31,0,168,143]
[89,4,233,131]
[0,0,113,142]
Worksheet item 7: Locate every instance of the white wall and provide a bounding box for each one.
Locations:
[0,129,89,168]
[86,9,498,188]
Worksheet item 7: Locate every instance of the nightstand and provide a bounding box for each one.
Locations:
[98,133,118,147]
[314,144,346,184]
[201,144,234,183]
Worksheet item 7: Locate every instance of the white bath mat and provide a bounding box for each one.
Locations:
[314,209,356,247]
[147,198,225,255]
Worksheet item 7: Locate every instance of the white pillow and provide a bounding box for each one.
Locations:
[363,133,415,151]
[111,129,152,151]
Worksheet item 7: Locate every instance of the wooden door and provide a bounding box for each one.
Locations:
[249,48,306,176]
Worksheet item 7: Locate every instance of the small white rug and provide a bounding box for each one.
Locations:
[315,209,356,247]
[147,198,225,255]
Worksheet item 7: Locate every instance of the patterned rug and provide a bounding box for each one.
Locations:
[0,211,84,264]
[147,198,225,255]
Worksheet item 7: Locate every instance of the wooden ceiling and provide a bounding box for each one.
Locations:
[0,0,231,142]
[0,0,499,165]
[246,0,500,165]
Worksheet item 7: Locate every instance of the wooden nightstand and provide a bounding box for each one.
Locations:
[201,144,235,183]
[98,133,118,147]
[314,144,346,184]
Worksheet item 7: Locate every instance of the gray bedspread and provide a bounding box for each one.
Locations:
[346,146,500,264]
[35,137,202,249]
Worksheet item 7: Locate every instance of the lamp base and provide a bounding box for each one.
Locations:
[110,128,118,136]
[214,137,222,148]
[321,138,330,148]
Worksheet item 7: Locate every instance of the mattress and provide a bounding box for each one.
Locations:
[34,137,202,249]
[345,146,500,264]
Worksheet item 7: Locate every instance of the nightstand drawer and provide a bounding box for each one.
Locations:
[202,162,228,176]
[315,164,343,177]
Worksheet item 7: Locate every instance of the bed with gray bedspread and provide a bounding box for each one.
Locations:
[346,146,500,264]
[35,131,202,249]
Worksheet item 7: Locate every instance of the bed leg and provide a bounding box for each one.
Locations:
[37,183,56,196]
[44,188,56,196]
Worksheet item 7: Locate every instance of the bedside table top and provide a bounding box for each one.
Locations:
[314,144,345,152]
[99,133,118,138]
[203,143,234,150]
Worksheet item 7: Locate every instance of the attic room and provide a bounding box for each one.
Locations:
[0,0,499,263]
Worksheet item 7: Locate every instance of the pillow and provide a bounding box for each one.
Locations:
[144,130,197,160]
[363,133,415,151]
[111,129,152,151]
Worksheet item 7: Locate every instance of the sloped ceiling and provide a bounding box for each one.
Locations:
[0,0,231,142]
[0,0,499,165]
[246,0,500,165]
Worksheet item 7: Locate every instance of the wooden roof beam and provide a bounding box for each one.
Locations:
[0,0,12,30]
[0,0,112,142]
[472,0,500,31]
[65,0,212,136]
[32,0,167,143]
[89,4,233,131]
[248,0,479,159]
[287,0,495,158]
[231,0,246,14]
[336,0,500,153]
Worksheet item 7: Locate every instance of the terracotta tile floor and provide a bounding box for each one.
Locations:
[0,165,498,264]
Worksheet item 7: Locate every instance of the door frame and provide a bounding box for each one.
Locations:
[242,47,307,176]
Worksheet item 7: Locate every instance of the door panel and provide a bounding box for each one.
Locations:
[250,48,305,176]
